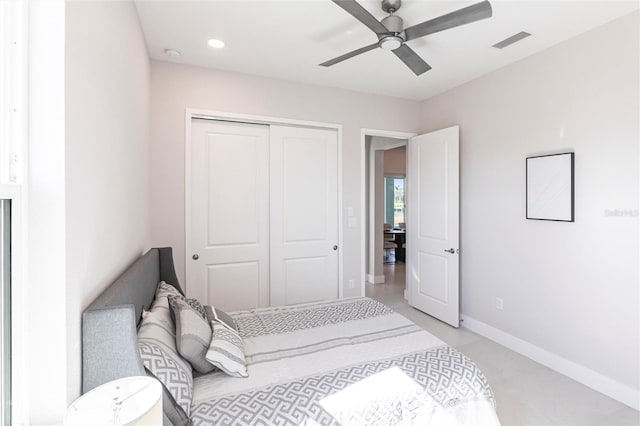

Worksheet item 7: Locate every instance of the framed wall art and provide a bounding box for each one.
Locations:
[526,152,574,222]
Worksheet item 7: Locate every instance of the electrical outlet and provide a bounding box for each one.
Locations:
[496,297,504,311]
[348,279,355,289]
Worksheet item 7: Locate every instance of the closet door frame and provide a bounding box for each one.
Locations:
[184,108,344,299]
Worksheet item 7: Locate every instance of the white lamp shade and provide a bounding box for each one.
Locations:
[65,376,162,426]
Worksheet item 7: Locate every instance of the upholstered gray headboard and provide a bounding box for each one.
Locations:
[81,247,183,394]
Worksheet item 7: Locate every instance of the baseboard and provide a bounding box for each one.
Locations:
[460,314,640,411]
[366,274,385,284]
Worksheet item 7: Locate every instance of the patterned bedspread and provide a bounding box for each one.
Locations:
[191,298,499,426]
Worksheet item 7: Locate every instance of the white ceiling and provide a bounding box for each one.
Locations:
[134,0,638,101]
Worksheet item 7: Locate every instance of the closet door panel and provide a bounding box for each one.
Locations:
[188,119,270,311]
[270,125,339,306]
[206,262,260,312]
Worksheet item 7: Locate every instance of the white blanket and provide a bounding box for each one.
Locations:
[191,297,500,426]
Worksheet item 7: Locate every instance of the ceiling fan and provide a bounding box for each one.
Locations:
[320,0,493,75]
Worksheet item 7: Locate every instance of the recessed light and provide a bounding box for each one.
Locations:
[164,48,181,58]
[207,39,225,49]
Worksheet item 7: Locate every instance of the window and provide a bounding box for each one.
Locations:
[384,177,405,227]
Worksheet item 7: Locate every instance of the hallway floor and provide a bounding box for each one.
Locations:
[365,262,639,426]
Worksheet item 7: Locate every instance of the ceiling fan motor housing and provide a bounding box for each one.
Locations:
[381,15,403,33]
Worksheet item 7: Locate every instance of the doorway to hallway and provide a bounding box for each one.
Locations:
[362,133,408,290]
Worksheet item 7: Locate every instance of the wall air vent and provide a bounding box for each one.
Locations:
[492,32,531,49]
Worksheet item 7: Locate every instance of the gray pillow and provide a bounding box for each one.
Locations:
[167,294,206,326]
[169,296,216,374]
[204,305,238,332]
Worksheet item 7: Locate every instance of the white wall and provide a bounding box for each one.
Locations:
[27,1,150,423]
[149,61,420,297]
[65,0,150,411]
[420,11,639,403]
[27,1,67,421]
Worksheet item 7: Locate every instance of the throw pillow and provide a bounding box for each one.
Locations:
[204,305,238,332]
[138,307,193,418]
[144,367,191,426]
[167,294,206,324]
[169,296,216,374]
[205,320,248,378]
[152,281,183,312]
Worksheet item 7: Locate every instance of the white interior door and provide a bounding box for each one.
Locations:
[188,119,270,311]
[270,125,339,306]
[407,125,460,327]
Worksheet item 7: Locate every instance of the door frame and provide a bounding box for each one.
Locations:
[359,128,416,297]
[185,108,344,298]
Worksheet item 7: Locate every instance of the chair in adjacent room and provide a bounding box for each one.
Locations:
[383,223,397,263]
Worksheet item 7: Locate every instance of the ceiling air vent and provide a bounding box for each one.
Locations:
[492,31,531,49]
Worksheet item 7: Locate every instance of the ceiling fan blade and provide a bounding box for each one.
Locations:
[393,44,431,75]
[331,0,389,35]
[404,0,492,42]
[320,42,379,67]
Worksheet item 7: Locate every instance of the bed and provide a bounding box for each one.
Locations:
[82,248,500,425]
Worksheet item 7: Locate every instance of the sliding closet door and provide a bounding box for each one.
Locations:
[188,119,270,311]
[270,126,339,306]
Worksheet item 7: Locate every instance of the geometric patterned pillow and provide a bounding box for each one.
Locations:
[205,320,248,378]
[169,296,216,374]
[152,281,183,311]
[168,294,206,319]
[143,367,191,426]
[138,340,194,417]
[138,304,193,418]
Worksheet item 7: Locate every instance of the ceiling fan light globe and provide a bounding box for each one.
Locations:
[380,36,403,51]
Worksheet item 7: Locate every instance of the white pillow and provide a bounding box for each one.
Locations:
[205,320,248,378]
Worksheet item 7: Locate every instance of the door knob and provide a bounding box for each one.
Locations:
[192,254,199,260]
[333,245,338,251]
[444,248,455,254]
